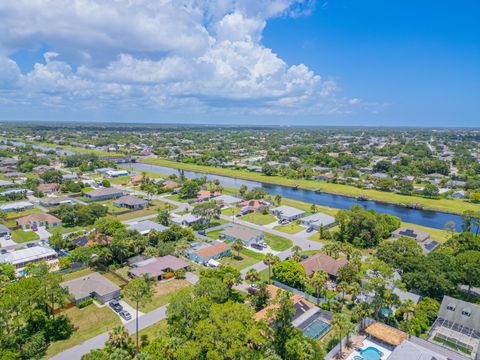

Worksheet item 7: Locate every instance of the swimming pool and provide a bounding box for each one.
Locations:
[302,318,331,339]
[357,347,383,360]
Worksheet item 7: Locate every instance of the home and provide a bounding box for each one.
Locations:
[0,246,57,269]
[186,241,231,264]
[61,272,121,304]
[85,187,125,201]
[0,224,10,238]
[129,255,189,281]
[196,190,221,202]
[37,183,60,194]
[32,165,54,175]
[237,199,270,213]
[392,226,439,254]
[62,174,78,182]
[0,201,34,213]
[0,179,14,188]
[4,172,26,179]
[171,213,204,227]
[131,175,144,185]
[300,212,336,230]
[220,225,264,246]
[127,220,168,235]
[427,296,480,359]
[389,337,469,360]
[0,188,31,197]
[270,205,305,221]
[162,180,179,190]
[105,169,129,178]
[300,253,348,280]
[113,195,148,210]
[17,213,61,230]
[451,190,465,199]
[212,194,242,206]
[40,196,74,207]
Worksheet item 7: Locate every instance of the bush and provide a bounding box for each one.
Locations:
[77,298,93,308]
[175,269,186,279]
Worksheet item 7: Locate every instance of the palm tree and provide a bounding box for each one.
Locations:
[353,302,373,330]
[310,270,328,303]
[245,269,260,283]
[232,239,244,259]
[399,299,416,321]
[291,245,302,262]
[223,273,236,298]
[263,253,280,284]
[337,281,349,302]
[108,325,130,348]
[331,313,353,358]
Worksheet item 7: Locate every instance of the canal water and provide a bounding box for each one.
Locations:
[124,162,466,231]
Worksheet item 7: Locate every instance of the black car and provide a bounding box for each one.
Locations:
[306,227,314,233]
[109,300,123,312]
[251,243,263,250]
[26,243,36,248]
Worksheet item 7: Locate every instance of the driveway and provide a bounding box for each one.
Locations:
[117,300,144,324]
[36,226,52,240]
[0,236,16,247]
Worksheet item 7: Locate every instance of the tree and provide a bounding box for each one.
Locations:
[239,184,248,198]
[93,217,125,236]
[310,270,327,302]
[178,180,200,199]
[124,277,153,353]
[274,194,282,206]
[157,210,170,226]
[291,245,302,262]
[223,273,237,298]
[337,281,349,302]
[251,281,270,311]
[245,268,260,283]
[331,313,353,357]
[273,290,296,358]
[423,184,439,198]
[101,179,111,187]
[232,239,244,259]
[107,325,131,351]
[272,260,307,289]
[310,204,317,214]
[191,201,220,223]
[263,253,280,283]
[457,251,480,294]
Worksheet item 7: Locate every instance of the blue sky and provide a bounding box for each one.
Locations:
[0,0,478,126]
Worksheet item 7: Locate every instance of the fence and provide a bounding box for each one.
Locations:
[96,263,130,285]
[273,281,327,304]
[194,223,232,242]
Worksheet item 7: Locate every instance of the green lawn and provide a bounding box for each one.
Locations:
[240,212,277,225]
[165,194,195,203]
[221,207,241,216]
[51,225,90,235]
[134,320,167,345]
[60,267,95,282]
[205,228,223,240]
[273,223,305,234]
[11,229,40,243]
[264,233,292,251]
[128,279,192,313]
[3,206,44,220]
[143,158,480,215]
[221,249,265,270]
[44,304,121,358]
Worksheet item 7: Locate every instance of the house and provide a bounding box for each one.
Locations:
[0,224,10,237]
[237,199,270,213]
[129,255,189,281]
[300,253,348,280]
[0,246,57,269]
[17,213,61,230]
[0,201,34,212]
[127,220,168,235]
[220,225,264,246]
[212,194,242,206]
[271,205,305,221]
[131,175,144,185]
[127,255,151,266]
[451,190,465,199]
[255,285,317,323]
[162,180,179,190]
[113,195,148,209]
[62,174,78,181]
[40,196,74,207]
[186,241,231,264]
[85,187,124,201]
[105,169,129,177]
[37,183,60,194]
[428,296,480,359]
[392,227,439,254]
[171,213,204,227]
[0,179,14,188]
[300,212,336,230]
[372,172,390,179]
[389,337,469,360]
[61,272,121,304]
[196,190,221,202]
[0,188,32,197]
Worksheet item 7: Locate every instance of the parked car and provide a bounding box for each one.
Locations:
[280,219,288,225]
[109,300,123,312]
[4,234,11,240]
[235,213,242,218]
[0,249,7,254]
[31,226,38,231]
[306,227,314,233]
[119,310,132,320]
[26,243,36,248]
[259,242,268,248]
[251,243,263,250]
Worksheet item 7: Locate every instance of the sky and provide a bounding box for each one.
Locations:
[0,0,479,126]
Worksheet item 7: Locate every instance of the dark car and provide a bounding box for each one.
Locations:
[119,310,132,321]
[235,213,242,218]
[26,243,36,248]
[251,243,263,250]
[109,300,123,312]
[306,227,314,233]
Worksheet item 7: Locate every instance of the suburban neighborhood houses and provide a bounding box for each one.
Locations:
[0,125,479,360]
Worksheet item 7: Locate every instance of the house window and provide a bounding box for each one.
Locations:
[447,303,456,311]
[462,309,471,317]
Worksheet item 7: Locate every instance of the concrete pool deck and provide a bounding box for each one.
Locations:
[345,339,393,360]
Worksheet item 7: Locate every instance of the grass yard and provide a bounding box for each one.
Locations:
[273,223,305,234]
[221,248,264,270]
[401,221,451,243]
[4,206,44,220]
[100,270,128,287]
[97,200,126,213]
[221,207,241,216]
[11,229,40,243]
[144,158,480,215]
[60,267,94,282]
[51,225,90,235]
[44,304,121,358]
[205,228,224,240]
[131,279,192,313]
[165,194,195,203]
[264,233,292,251]
[240,212,277,225]
[135,320,167,344]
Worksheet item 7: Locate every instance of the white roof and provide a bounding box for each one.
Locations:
[0,246,57,265]
[271,205,305,217]
[127,220,168,235]
[212,194,242,204]
[301,212,336,226]
[0,180,14,187]
[0,201,33,211]
[172,213,200,224]
[207,259,220,267]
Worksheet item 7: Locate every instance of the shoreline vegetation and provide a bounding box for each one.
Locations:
[13,139,479,215]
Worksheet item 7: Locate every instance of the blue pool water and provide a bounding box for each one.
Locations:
[359,347,383,360]
[302,318,331,339]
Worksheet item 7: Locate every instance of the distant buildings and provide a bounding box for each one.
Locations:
[0,246,57,269]
[85,187,124,201]
[300,212,336,230]
[220,225,264,246]
[113,195,148,210]
[270,205,305,221]
[0,201,34,212]
[127,220,167,235]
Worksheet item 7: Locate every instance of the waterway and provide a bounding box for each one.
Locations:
[124,162,466,231]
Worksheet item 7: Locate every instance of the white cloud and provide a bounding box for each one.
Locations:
[0,0,366,119]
